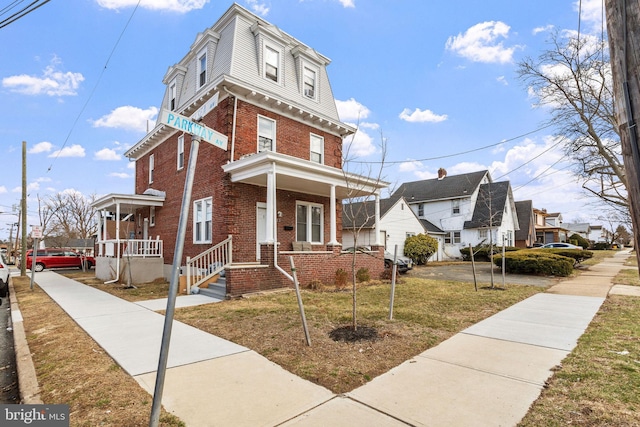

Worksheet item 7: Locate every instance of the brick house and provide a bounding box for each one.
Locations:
[92,4,387,296]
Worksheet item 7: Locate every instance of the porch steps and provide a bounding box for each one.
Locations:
[197,277,226,300]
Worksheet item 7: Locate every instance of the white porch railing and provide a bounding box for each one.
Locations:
[97,238,163,258]
[186,235,232,294]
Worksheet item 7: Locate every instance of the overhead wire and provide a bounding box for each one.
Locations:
[46,0,141,173]
[0,0,24,17]
[0,0,50,29]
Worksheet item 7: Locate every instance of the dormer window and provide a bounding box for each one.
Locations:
[198,50,207,88]
[264,46,279,82]
[169,81,176,111]
[303,67,316,99]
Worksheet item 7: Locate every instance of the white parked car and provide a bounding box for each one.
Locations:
[540,242,582,249]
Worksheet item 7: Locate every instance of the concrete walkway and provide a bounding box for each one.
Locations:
[20,250,636,426]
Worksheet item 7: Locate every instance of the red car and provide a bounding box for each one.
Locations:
[25,248,95,272]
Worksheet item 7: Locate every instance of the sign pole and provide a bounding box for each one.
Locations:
[149,136,200,427]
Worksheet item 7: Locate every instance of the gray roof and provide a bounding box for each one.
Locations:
[342,198,398,229]
[420,219,444,234]
[514,200,533,241]
[391,170,489,203]
[463,181,511,229]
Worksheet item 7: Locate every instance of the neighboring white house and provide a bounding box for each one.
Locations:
[389,170,519,259]
[588,224,612,244]
[342,197,444,259]
[566,223,591,240]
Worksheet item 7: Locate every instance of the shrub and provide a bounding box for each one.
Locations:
[334,268,348,289]
[569,233,590,249]
[592,242,611,250]
[535,248,593,264]
[493,250,574,276]
[460,244,519,262]
[306,279,324,291]
[356,267,370,283]
[404,234,438,265]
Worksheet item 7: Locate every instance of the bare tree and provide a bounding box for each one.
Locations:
[45,191,98,245]
[518,30,628,213]
[341,128,388,332]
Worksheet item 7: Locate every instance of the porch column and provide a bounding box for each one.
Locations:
[329,184,339,245]
[374,193,382,246]
[265,163,276,243]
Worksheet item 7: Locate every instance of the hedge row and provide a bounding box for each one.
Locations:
[460,245,520,262]
[493,251,574,276]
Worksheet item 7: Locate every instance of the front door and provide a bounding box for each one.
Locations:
[256,202,267,260]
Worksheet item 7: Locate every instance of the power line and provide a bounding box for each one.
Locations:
[350,122,556,165]
[46,0,141,173]
[0,0,24,17]
[0,0,50,30]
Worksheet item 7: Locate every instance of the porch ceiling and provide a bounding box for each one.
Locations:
[222,151,388,199]
[92,193,166,213]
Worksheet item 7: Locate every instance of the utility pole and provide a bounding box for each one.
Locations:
[21,141,27,277]
[605,0,640,267]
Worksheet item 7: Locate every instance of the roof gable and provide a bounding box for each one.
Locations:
[391,170,490,203]
[463,181,511,229]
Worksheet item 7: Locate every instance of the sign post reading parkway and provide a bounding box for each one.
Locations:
[149,110,228,427]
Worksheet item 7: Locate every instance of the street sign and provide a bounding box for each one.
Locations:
[159,109,228,151]
[31,225,42,239]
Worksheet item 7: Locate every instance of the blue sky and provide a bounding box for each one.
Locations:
[0,0,610,240]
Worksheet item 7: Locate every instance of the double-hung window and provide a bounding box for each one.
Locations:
[150,207,156,227]
[258,116,275,152]
[193,197,212,244]
[452,199,460,215]
[264,46,279,83]
[479,229,488,239]
[310,133,323,164]
[418,203,424,217]
[198,50,207,88]
[149,154,155,184]
[177,135,184,170]
[303,66,316,98]
[296,202,323,243]
[445,231,461,244]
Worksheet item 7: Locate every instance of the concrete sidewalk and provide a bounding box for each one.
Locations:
[23,250,635,426]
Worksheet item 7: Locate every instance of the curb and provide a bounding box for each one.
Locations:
[8,276,43,404]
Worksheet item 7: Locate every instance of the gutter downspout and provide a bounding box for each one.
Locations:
[223,85,238,163]
[105,201,121,284]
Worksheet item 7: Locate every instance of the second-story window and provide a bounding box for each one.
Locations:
[170,81,176,111]
[303,67,316,98]
[149,154,155,184]
[198,50,207,88]
[418,203,424,217]
[452,199,460,215]
[177,135,184,170]
[310,133,323,164]
[258,116,275,152]
[193,197,212,244]
[264,45,279,83]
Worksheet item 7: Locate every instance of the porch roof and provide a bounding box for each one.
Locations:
[222,151,388,199]
[92,192,166,213]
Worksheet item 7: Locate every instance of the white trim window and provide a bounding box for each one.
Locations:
[303,66,316,99]
[296,202,323,243]
[197,49,207,88]
[169,80,177,111]
[479,229,488,239]
[258,115,276,152]
[310,133,323,164]
[264,44,280,83]
[445,231,461,244]
[177,135,185,170]
[418,203,424,217]
[149,154,155,184]
[150,207,156,227]
[452,199,460,215]
[193,197,212,244]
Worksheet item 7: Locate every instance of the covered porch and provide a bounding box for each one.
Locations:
[91,192,166,284]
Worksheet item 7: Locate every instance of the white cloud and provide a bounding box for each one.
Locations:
[245,0,269,16]
[337,0,355,7]
[343,127,376,158]
[48,144,85,158]
[399,108,448,123]
[96,0,208,13]
[109,172,132,179]
[398,160,423,173]
[2,56,84,96]
[336,98,371,122]
[574,0,604,30]
[0,186,6,194]
[126,162,135,169]
[92,105,158,132]
[533,25,554,35]
[496,76,508,86]
[95,148,122,161]
[445,21,520,64]
[29,141,53,154]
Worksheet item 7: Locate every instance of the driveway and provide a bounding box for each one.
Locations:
[408,262,561,287]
